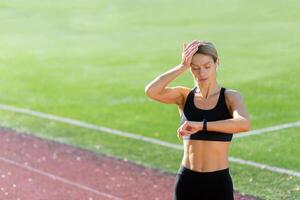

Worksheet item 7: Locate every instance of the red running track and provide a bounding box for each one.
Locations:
[0,128,258,200]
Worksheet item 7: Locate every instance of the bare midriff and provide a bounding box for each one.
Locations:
[181,140,230,172]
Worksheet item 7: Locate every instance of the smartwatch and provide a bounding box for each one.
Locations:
[203,119,207,132]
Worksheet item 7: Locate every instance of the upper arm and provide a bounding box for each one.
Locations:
[226,90,250,120]
[146,86,189,106]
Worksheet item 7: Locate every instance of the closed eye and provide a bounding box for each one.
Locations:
[192,67,200,70]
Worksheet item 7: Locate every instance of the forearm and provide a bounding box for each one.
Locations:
[145,64,187,94]
[206,118,251,134]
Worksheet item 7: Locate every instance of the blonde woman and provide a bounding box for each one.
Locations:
[145,40,251,200]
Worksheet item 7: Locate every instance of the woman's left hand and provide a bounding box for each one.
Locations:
[177,121,203,139]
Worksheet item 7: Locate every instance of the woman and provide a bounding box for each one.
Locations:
[144,40,251,200]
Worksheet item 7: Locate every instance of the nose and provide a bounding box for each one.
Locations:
[196,68,205,74]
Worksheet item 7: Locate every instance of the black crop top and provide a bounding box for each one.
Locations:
[180,86,233,141]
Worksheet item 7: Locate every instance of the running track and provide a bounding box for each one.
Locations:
[0,128,258,200]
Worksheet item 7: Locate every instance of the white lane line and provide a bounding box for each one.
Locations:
[229,157,300,178]
[0,104,180,150]
[0,104,299,178]
[234,121,300,139]
[0,156,123,200]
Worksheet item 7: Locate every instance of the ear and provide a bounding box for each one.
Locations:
[216,59,220,69]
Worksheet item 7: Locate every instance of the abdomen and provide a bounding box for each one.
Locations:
[182,140,230,172]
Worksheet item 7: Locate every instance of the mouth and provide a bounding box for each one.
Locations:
[197,78,208,82]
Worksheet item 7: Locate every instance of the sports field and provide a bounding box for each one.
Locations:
[0,0,299,199]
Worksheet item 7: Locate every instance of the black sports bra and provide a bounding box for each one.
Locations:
[180,86,233,142]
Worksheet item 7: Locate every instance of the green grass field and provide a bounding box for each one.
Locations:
[0,0,299,199]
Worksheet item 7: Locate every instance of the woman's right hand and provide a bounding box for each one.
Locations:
[180,40,202,69]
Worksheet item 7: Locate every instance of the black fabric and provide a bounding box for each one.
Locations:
[181,86,233,141]
[173,165,234,200]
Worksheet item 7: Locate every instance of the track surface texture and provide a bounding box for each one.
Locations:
[0,128,258,200]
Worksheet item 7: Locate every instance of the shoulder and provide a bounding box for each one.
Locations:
[224,88,245,106]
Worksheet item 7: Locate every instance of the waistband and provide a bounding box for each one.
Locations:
[177,165,230,177]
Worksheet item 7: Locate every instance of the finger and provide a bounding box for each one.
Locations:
[184,41,201,52]
[185,124,193,131]
[177,127,184,135]
[181,121,194,131]
[179,128,184,135]
[179,130,189,136]
[182,124,198,134]
[183,126,194,133]
[184,46,199,56]
[177,130,183,139]
[180,122,187,129]
[182,122,191,130]
[184,44,201,59]
[177,128,182,135]
[177,131,182,139]
[185,47,199,60]
[184,40,201,51]
[179,127,186,136]
[181,129,196,136]
[184,50,197,64]
[185,49,198,61]
[185,43,200,55]
[187,40,198,47]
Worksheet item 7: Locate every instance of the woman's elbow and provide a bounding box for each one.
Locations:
[145,84,153,97]
[145,86,156,99]
[145,85,151,96]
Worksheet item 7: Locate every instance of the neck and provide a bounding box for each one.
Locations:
[195,82,221,99]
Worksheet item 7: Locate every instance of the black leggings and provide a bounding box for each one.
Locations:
[173,165,234,200]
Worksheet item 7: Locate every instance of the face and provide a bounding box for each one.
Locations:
[190,53,219,85]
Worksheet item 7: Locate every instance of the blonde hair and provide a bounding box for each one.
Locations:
[195,41,218,63]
